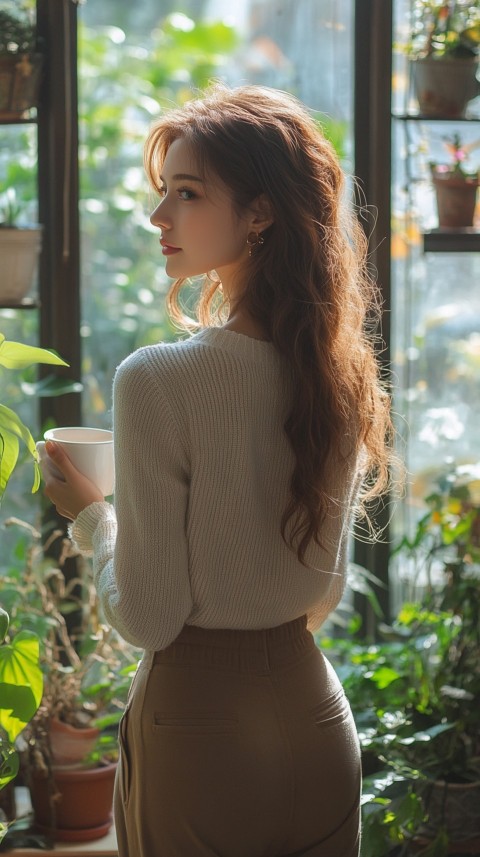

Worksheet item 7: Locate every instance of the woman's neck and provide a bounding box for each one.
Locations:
[222,311,270,342]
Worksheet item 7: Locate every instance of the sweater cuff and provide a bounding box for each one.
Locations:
[69,501,116,556]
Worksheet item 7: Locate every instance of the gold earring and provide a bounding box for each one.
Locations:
[246,232,265,257]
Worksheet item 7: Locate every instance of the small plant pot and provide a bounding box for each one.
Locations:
[29,761,117,842]
[432,173,479,228]
[417,779,480,841]
[411,56,480,118]
[0,226,42,303]
[0,53,43,120]
[49,717,101,767]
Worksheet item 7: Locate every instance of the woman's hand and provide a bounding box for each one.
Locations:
[42,441,105,521]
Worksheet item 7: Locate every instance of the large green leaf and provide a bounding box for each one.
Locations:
[0,430,19,500]
[0,631,43,742]
[0,407,40,501]
[0,334,69,370]
[0,741,19,790]
[0,608,8,645]
[0,404,37,456]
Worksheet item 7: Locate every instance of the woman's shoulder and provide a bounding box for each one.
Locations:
[113,334,213,389]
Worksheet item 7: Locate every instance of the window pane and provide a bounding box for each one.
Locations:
[78,0,354,428]
[391,0,480,603]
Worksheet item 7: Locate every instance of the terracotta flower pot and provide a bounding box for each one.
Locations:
[0,226,42,303]
[411,56,480,118]
[0,53,43,120]
[432,172,479,228]
[29,761,117,842]
[417,779,480,841]
[49,716,100,767]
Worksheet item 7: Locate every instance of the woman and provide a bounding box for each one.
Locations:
[43,84,394,857]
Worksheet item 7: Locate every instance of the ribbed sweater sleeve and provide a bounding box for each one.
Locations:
[72,349,191,650]
[71,328,362,652]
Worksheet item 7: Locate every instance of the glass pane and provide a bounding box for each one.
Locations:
[391,0,480,604]
[0,123,41,550]
[78,0,355,429]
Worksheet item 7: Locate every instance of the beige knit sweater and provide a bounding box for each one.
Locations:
[71,327,361,653]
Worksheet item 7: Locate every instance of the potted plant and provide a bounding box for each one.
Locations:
[0,604,42,844]
[0,3,44,121]
[1,519,138,843]
[0,332,66,836]
[429,133,480,227]
[394,464,480,847]
[408,0,480,117]
[0,188,42,305]
[325,463,480,854]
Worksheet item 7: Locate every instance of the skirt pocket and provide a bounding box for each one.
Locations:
[153,712,238,736]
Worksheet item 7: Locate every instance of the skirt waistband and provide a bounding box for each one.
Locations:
[152,615,315,674]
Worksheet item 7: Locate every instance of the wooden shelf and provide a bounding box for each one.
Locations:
[423,228,480,253]
[0,116,38,125]
[0,298,40,310]
[393,112,480,123]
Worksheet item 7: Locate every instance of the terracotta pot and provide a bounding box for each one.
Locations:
[49,716,100,767]
[411,57,480,118]
[417,779,480,841]
[29,761,117,842]
[0,226,42,303]
[432,173,479,228]
[0,53,43,120]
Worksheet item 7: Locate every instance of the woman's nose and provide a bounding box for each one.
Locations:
[150,200,170,229]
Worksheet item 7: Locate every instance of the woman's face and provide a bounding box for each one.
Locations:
[150,137,252,296]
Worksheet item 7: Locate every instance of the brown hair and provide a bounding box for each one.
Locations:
[144,84,395,564]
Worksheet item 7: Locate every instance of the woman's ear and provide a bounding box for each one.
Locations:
[249,193,274,232]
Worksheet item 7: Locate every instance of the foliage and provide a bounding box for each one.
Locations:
[0,603,42,843]
[0,335,68,505]
[408,0,480,58]
[1,519,138,774]
[0,3,39,56]
[322,463,480,853]
[429,132,480,179]
[77,13,239,423]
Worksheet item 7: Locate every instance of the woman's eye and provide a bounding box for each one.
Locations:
[159,186,167,197]
[178,188,196,201]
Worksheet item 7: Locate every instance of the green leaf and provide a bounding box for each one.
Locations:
[369,666,401,689]
[0,608,9,645]
[0,334,69,370]
[0,406,41,501]
[21,375,83,397]
[0,631,43,742]
[0,741,19,790]
[0,404,36,456]
[0,430,19,503]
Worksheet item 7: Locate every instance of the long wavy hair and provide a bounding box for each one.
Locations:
[144,84,395,564]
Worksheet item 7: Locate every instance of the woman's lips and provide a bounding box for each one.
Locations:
[160,240,181,256]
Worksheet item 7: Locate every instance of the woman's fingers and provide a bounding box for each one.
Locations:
[41,441,105,519]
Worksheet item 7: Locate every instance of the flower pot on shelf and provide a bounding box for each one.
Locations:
[29,760,117,843]
[0,225,41,304]
[411,56,480,118]
[431,171,479,228]
[416,779,480,842]
[0,53,43,121]
[49,716,101,767]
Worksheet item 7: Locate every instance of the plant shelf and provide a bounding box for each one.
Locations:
[0,298,40,310]
[392,112,480,123]
[423,228,480,253]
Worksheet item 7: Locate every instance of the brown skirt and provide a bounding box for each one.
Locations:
[114,615,361,857]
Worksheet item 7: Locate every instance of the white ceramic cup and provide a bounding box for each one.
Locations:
[36,427,115,497]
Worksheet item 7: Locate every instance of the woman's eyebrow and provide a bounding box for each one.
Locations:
[160,173,204,182]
